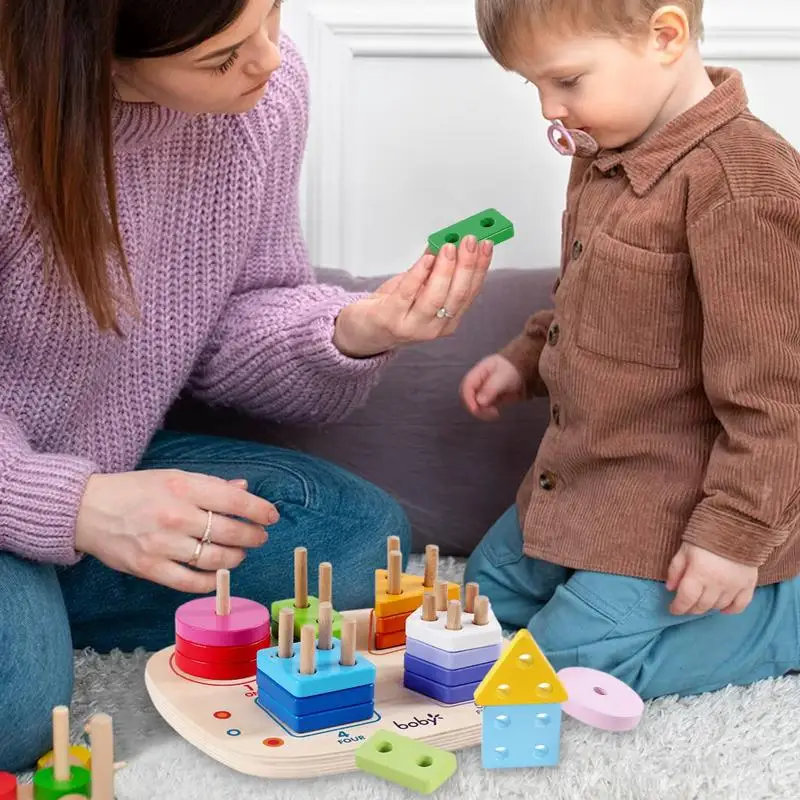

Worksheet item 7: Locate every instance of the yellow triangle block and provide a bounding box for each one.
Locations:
[473,629,568,706]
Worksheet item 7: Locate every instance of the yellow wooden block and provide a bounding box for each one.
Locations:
[36,744,91,771]
[474,629,568,706]
[373,570,459,618]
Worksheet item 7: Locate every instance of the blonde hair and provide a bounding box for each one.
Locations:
[476,0,704,69]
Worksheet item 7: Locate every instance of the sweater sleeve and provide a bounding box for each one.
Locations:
[500,310,555,398]
[0,414,96,564]
[186,35,391,424]
[682,197,800,565]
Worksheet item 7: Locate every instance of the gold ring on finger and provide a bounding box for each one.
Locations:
[187,539,204,566]
[436,306,455,320]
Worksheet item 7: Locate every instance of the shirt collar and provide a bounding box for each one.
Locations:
[594,68,749,195]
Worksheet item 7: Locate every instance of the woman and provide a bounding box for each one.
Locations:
[0,0,493,771]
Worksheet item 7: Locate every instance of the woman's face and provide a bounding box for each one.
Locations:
[113,0,283,114]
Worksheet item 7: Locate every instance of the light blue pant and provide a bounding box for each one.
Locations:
[0,430,410,772]
[465,505,800,700]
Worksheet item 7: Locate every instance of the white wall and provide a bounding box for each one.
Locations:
[282,0,800,276]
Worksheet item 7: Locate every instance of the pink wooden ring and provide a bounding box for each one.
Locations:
[175,596,270,647]
[557,667,644,732]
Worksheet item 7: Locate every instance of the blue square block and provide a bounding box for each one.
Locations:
[403,670,480,704]
[404,653,494,687]
[481,704,561,768]
[257,638,376,698]
[256,694,374,734]
[257,671,374,715]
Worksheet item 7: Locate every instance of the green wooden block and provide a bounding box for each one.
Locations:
[270,596,343,640]
[32,765,91,799]
[355,730,457,795]
[427,208,515,254]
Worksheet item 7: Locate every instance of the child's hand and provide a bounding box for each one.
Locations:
[460,354,524,420]
[666,542,758,616]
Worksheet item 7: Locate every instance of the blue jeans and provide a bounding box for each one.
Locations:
[465,505,800,700]
[0,431,409,772]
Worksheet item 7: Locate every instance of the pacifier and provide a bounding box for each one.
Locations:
[546,120,600,158]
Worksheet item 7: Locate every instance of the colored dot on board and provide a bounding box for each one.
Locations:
[213,711,231,720]
[226,729,242,737]
[263,738,285,748]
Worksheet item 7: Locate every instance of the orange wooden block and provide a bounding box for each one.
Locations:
[374,630,407,650]
[374,570,460,618]
[374,610,413,634]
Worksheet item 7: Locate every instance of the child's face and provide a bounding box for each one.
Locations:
[511,29,676,151]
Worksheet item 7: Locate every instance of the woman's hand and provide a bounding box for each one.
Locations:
[74,470,279,593]
[332,235,493,358]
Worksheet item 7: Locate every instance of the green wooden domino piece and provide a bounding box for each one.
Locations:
[270,596,343,640]
[355,730,457,795]
[32,765,91,799]
[427,208,514,254]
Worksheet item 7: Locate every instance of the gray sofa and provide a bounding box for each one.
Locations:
[167,267,557,557]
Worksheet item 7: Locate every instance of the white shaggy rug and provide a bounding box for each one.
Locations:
[37,556,800,798]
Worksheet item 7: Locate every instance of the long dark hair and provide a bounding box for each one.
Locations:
[0,0,248,331]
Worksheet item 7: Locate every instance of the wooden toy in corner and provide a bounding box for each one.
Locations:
[373,539,459,650]
[1,707,118,800]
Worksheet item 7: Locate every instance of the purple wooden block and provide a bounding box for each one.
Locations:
[405,637,502,670]
[404,653,494,687]
[403,670,481,704]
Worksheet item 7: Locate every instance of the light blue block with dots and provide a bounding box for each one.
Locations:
[256,638,376,698]
[481,703,561,768]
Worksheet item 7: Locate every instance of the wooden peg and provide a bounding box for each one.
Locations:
[299,624,316,675]
[423,544,439,589]
[422,592,437,622]
[386,535,401,565]
[278,607,294,658]
[318,562,332,605]
[216,569,231,616]
[88,713,114,800]
[52,706,70,782]
[435,580,448,612]
[446,599,462,631]
[464,582,478,614]
[473,595,489,626]
[294,547,308,609]
[340,617,357,666]
[388,549,402,596]
[318,601,333,651]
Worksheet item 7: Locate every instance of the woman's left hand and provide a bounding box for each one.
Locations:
[332,235,493,358]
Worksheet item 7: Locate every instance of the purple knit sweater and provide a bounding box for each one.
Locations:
[0,35,387,565]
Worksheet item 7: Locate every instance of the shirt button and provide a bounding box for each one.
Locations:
[606,166,619,178]
[551,404,561,425]
[571,240,583,259]
[547,323,560,346]
[539,471,556,491]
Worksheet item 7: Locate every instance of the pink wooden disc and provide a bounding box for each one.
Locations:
[175,596,270,647]
[557,667,644,732]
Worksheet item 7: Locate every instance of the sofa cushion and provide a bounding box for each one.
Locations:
[167,267,556,557]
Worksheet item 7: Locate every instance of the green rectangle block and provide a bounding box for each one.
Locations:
[427,208,515,254]
[355,730,457,795]
[270,596,343,640]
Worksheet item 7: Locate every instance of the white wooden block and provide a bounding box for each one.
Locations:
[405,605,503,652]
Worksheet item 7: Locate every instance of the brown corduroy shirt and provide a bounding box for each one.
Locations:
[502,68,800,585]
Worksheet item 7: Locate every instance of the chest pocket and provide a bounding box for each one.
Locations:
[575,232,690,369]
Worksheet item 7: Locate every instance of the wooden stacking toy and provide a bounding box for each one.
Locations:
[4,709,117,799]
[256,606,376,733]
[271,548,343,641]
[474,629,568,768]
[174,569,270,680]
[373,540,459,650]
[403,587,503,704]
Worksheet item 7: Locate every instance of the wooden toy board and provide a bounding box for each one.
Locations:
[146,608,505,779]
